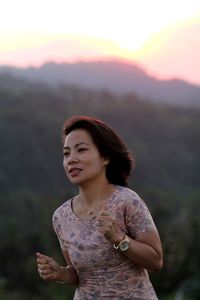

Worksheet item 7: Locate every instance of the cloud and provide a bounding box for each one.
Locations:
[0,21,199,85]
[136,22,200,85]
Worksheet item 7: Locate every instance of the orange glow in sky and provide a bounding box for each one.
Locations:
[0,0,200,85]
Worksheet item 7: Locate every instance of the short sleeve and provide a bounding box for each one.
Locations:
[124,194,156,239]
[52,210,68,250]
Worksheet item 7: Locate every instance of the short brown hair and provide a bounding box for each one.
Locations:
[62,115,134,187]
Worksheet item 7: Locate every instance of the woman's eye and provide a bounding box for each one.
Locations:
[63,152,70,157]
[78,148,87,152]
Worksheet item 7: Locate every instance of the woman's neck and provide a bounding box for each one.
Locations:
[78,180,114,206]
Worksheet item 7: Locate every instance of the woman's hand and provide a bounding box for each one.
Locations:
[97,205,124,244]
[97,207,163,270]
[36,252,64,282]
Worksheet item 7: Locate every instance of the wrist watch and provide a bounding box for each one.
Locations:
[113,234,130,251]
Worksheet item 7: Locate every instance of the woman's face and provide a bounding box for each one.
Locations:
[63,129,109,186]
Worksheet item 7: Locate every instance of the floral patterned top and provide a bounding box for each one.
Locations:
[52,185,159,300]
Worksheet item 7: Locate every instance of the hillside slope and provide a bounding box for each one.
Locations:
[1,60,200,107]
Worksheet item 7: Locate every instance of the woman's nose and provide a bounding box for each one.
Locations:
[68,152,78,164]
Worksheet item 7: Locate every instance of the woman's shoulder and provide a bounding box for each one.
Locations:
[115,185,141,204]
[114,185,149,212]
[52,198,72,221]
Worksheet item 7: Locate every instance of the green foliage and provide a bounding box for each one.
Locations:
[0,79,200,299]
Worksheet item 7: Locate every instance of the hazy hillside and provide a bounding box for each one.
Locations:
[0,74,199,195]
[1,78,200,299]
[0,60,200,107]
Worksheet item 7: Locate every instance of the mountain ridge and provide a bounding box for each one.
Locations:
[0,60,200,107]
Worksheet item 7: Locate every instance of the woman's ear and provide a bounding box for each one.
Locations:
[103,157,110,166]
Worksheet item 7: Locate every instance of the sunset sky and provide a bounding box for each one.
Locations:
[0,0,200,85]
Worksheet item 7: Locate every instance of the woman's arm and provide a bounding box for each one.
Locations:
[117,229,163,270]
[98,203,163,271]
[60,249,79,285]
[36,250,79,285]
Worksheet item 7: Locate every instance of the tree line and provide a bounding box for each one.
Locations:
[0,77,200,299]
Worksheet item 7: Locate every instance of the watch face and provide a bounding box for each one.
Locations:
[119,241,129,251]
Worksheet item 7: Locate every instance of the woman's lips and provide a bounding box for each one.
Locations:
[69,168,82,177]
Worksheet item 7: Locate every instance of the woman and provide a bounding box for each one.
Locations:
[36,115,163,299]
